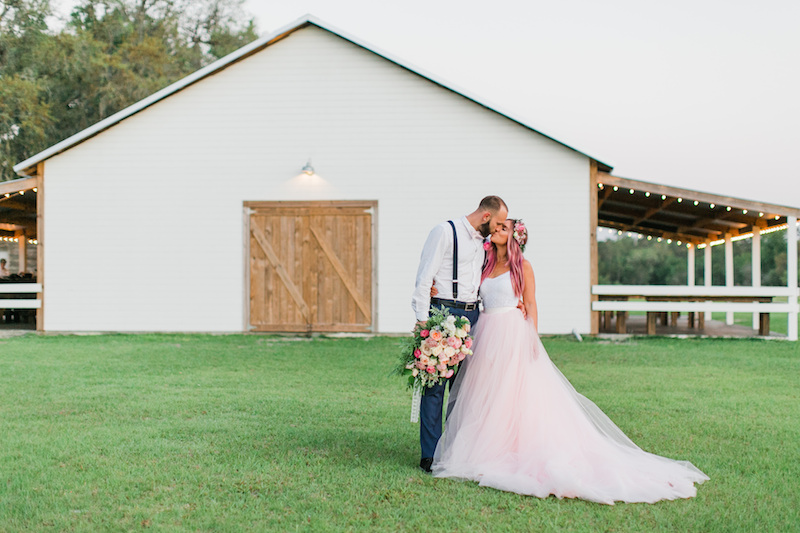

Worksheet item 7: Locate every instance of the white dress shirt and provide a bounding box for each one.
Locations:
[412,216,486,321]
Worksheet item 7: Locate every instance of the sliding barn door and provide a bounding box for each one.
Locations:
[246,201,375,333]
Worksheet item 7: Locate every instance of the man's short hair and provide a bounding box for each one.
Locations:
[478,195,508,214]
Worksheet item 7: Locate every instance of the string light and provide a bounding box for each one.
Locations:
[33,188,38,192]
[693,201,699,206]
[617,230,622,235]
[657,237,662,242]
[645,192,650,197]
[661,195,667,200]
[710,203,715,209]
[726,206,732,211]
[758,212,764,217]
[613,186,619,191]
[697,220,798,247]
[742,209,748,214]
[667,239,672,243]
[629,189,635,194]
[677,198,683,203]
[677,240,682,245]
[598,183,604,189]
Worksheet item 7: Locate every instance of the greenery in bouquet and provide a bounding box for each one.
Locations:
[395,306,474,389]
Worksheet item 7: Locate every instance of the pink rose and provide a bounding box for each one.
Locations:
[436,363,446,371]
[426,337,438,348]
[464,338,472,349]
[448,336,462,349]
[414,349,421,358]
[426,366,435,374]
[483,242,492,250]
[420,329,429,338]
[445,369,454,378]
[457,352,466,361]
[416,361,426,370]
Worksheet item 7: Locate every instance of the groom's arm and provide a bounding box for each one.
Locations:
[411,224,447,322]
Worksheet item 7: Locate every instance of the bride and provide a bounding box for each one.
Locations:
[431,219,709,504]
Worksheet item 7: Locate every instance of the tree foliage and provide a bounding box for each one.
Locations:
[599,230,800,286]
[0,0,257,180]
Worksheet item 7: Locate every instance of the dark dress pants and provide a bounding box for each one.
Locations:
[419,305,480,460]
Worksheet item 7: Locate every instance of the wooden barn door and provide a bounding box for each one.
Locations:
[246,201,376,333]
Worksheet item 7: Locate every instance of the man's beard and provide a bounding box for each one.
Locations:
[478,221,492,237]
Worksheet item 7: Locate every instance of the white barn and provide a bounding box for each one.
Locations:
[7,15,800,337]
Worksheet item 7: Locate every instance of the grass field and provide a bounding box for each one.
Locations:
[1,333,799,531]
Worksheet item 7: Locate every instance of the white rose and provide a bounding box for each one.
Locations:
[444,346,456,358]
[446,315,456,324]
[455,328,467,338]
[432,345,443,356]
[421,343,432,356]
[412,368,419,377]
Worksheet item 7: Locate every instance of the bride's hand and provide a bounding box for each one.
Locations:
[517,300,527,318]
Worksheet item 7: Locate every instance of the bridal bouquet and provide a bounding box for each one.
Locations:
[396,306,474,422]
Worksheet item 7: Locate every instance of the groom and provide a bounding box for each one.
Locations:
[411,195,508,472]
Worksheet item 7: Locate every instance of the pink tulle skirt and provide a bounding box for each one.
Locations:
[432,307,709,504]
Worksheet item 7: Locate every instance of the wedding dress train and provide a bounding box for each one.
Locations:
[432,272,709,504]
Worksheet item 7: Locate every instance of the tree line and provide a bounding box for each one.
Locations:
[0,0,258,181]
[599,230,800,286]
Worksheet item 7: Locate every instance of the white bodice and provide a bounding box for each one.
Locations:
[480,271,519,310]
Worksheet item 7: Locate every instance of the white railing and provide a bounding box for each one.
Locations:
[592,285,794,297]
[0,283,42,309]
[591,285,799,340]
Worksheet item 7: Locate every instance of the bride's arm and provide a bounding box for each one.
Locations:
[522,260,538,330]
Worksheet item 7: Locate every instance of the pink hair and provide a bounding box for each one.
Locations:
[481,219,525,298]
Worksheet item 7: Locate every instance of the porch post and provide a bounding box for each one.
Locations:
[787,216,798,341]
[725,233,734,325]
[589,160,599,334]
[752,229,761,330]
[687,245,695,286]
[16,230,26,272]
[704,242,712,322]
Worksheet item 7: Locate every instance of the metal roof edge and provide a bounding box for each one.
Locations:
[13,13,613,175]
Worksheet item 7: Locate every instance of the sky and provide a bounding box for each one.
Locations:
[50,0,800,208]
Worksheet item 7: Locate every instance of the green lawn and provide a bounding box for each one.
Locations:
[1,333,798,532]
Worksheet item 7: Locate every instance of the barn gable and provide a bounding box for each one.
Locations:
[15,17,599,334]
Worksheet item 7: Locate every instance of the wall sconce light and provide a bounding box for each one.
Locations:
[302,160,315,176]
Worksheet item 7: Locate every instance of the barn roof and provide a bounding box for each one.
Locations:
[12,14,613,176]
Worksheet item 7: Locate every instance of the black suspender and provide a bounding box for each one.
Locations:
[447,220,458,299]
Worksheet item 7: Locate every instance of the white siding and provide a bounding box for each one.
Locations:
[43,26,591,334]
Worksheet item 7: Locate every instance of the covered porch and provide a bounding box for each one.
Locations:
[589,168,800,340]
[0,174,42,330]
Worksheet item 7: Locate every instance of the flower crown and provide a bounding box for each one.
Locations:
[512,219,528,252]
